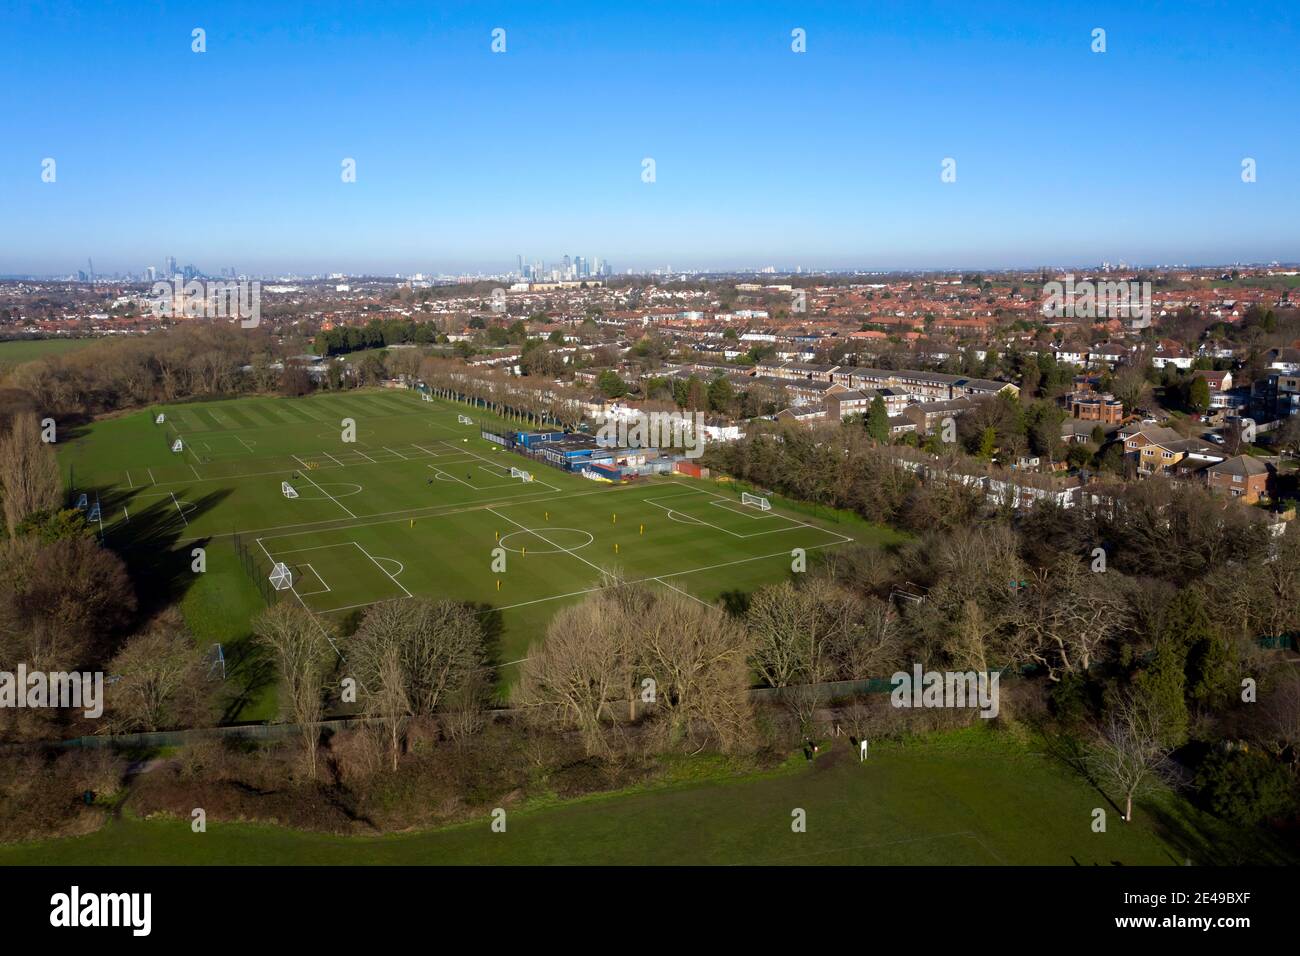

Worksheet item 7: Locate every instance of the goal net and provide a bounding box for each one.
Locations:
[741,492,771,511]
[510,467,533,482]
[154,413,165,424]
[457,414,473,425]
[282,481,299,499]
[269,562,293,591]
[171,438,183,453]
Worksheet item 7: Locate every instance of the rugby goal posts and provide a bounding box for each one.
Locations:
[741,491,772,511]
[282,481,299,499]
[510,466,533,482]
[457,414,473,425]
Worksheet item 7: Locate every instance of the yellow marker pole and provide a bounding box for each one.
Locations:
[545,511,549,521]
[522,546,526,556]
[410,519,414,528]
[612,513,616,525]
[495,530,499,541]
[640,524,644,535]
[496,579,501,591]
[615,542,619,554]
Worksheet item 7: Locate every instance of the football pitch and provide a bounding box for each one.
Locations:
[61,389,882,678]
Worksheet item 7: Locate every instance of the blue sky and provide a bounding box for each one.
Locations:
[1,0,1297,275]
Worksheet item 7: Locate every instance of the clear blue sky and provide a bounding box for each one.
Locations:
[1,0,1296,275]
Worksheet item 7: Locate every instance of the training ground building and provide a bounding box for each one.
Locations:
[481,427,677,481]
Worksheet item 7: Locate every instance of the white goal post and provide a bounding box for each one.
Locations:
[282,481,299,499]
[171,438,183,453]
[741,492,771,511]
[269,562,293,591]
[510,467,533,482]
[457,414,473,424]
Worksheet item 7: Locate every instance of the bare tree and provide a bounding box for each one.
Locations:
[0,536,136,671]
[1087,690,1173,822]
[105,609,213,732]
[514,596,624,756]
[0,412,62,536]
[639,592,754,752]
[1015,560,1129,680]
[350,598,484,769]
[252,604,335,779]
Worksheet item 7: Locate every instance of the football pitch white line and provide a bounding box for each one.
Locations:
[294,563,332,597]
[644,495,793,539]
[382,445,410,460]
[265,542,358,556]
[253,536,345,659]
[487,537,851,615]
[174,479,776,546]
[487,507,611,579]
[292,462,358,519]
[430,465,475,488]
[653,576,714,608]
[353,541,412,598]
[168,491,188,526]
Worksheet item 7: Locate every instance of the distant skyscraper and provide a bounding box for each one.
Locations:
[165,255,177,277]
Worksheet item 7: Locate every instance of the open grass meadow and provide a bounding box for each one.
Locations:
[0,728,1280,866]
[0,337,100,374]
[57,387,902,715]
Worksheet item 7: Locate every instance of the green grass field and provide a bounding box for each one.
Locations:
[59,389,896,701]
[0,337,99,374]
[0,729,1271,865]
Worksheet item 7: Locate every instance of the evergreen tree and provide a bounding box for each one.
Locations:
[865,396,889,443]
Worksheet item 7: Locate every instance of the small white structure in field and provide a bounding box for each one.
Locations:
[269,562,293,591]
[171,439,184,453]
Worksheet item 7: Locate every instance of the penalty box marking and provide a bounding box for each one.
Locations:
[294,563,331,597]
[643,492,801,539]
[262,541,410,609]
